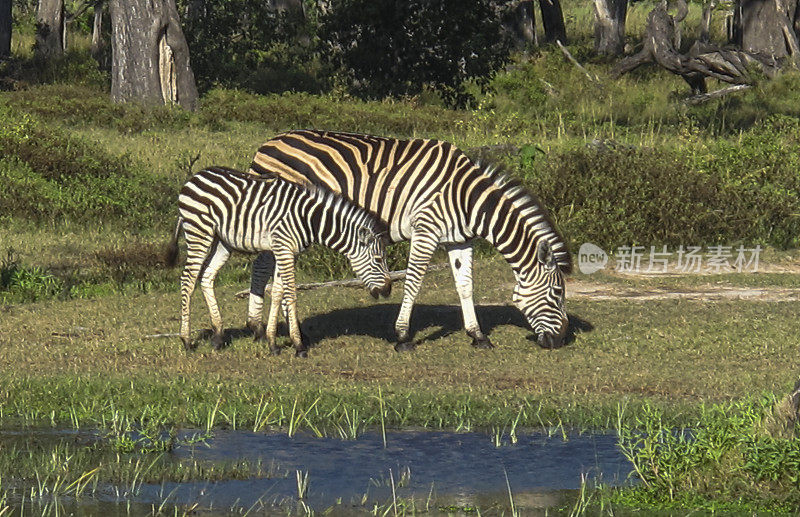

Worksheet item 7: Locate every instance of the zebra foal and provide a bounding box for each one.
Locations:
[165,166,392,356]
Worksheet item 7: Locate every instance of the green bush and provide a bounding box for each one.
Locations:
[0,249,64,303]
[320,0,510,107]
[5,84,192,133]
[178,0,325,95]
[197,88,466,137]
[618,397,800,510]
[0,107,175,228]
[524,137,800,250]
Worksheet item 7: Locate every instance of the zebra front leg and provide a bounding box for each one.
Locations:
[199,241,232,350]
[248,251,275,341]
[274,248,308,358]
[445,243,493,349]
[265,272,285,356]
[394,226,440,352]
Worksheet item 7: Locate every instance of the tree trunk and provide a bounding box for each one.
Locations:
[90,0,103,59]
[0,0,11,58]
[733,0,800,62]
[503,0,537,49]
[699,0,716,43]
[269,0,304,12]
[108,0,198,110]
[538,0,567,43]
[35,0,64,59]
[593,0,627,55]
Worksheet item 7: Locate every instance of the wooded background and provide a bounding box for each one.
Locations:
[2,0,799,108]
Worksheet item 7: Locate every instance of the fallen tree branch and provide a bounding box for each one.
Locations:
[684,84,751,105]
[556,39,601,85]
[233,264,449,299]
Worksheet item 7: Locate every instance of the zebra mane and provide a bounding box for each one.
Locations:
[476,162,572,273]
[205,166,387,237]
[303,182,388,236]
[227,166,388,235]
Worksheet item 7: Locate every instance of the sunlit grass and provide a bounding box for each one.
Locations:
[0,257,797,434]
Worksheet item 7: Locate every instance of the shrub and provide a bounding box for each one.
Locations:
[197,88,466,137]
[5,84,192,133]
[320,0,511,107]
[618,397,800,510]
[523,139,800,251]
[0,249,64,303]
[178,0,325,95]
[0,107,175,228]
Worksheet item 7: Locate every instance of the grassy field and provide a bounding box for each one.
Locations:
[1,256,798,431]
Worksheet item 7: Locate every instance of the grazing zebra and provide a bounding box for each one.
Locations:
[165,166,392,356]
[247,130,572,351]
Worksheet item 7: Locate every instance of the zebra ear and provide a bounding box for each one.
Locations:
[357,227,372,245]
[537,239,556,268]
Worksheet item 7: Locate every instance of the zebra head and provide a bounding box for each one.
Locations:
[347,226,392,299]
[512,239,569,349]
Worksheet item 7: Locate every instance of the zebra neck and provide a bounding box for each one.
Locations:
[472,203,547,278]
[308,199,358,255]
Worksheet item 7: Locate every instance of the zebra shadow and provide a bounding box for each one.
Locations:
[299,303,593,350]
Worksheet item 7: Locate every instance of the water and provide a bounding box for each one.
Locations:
[0,429,634,515]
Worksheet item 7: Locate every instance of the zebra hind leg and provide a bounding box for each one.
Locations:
[248,251,275,341]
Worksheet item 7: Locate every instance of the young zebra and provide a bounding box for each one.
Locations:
[165,166,392,356]
[248,130,572,351]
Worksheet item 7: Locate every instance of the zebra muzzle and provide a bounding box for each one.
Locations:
[370,281,392,299]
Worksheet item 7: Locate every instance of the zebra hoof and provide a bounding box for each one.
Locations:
[211,333,228,351]
[394,341,416,353]
[295,349,309,358]
[249,322,266,341]
[181,337,196,351]
[471,336,494,349]
[269,345,281,356]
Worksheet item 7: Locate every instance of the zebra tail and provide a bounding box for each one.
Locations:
[164,217,183,267]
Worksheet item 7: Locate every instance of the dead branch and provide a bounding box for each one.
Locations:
[683,84,751,105]
[611,2,778,94]
[233,264,448,299]
[556,39,601,85]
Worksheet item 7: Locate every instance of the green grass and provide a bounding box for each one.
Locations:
[614,397,800,512]
[0,258,797,432]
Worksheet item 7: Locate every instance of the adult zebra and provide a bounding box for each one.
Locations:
[248,130,572,351]
[165,166,392,356]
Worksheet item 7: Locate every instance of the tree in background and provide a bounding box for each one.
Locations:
[0,0,10,58]
[612,0,786,96]
[108,0,198,110]
[501,0,536,49]
[35,0,64,59]
[732,0,800,65]
[538,0,566,43]
[90,0,106,64]
[179,0,315,94]
[320,0,511,107]
[593,0,627,55]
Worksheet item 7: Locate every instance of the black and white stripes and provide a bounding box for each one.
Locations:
[249,130,571,350]
[166,166,391,356]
